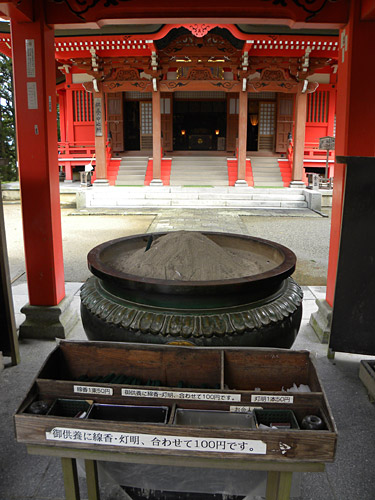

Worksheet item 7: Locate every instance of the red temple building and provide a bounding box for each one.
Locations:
[0,23,338,187]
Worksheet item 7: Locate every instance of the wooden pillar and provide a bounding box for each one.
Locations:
[58,90,66,144]
[64,162,73,182]
[93,87,108,185]
[10,10,65,306]
[151,86,162,185]
[65,73,74,145]
[326,0,375,307]
[236,89,248,186]
[290,88,307,186]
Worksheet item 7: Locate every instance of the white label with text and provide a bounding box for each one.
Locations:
[46,427,266,455]
[121,388,241,402]
[251,394,294,404]
[74,385,113,396]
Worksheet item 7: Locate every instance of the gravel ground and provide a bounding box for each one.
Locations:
[3,204,331,285]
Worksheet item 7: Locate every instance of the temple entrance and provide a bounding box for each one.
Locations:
[173,98,227,151]
[247,93,278,153]
[123,100,140,151]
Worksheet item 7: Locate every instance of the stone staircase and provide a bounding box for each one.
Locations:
[82,186,308,209]
[250,157,284,187]
[115,157,149,186]
[170,156,228,186]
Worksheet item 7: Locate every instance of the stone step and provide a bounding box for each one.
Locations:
[172,156,227,161]
[116,178,146,183]
[251,167,280,172]
[253,181,284,187]
[88,198,308,208]
[117,169,148,175]
[253,178,283,184]
[253,171,282,177]
[171,172,228,180]
[171,163,228,168]
[250,158,279,163]
[169,180,229,186]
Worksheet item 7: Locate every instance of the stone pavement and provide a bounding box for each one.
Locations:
[2,205,373,500]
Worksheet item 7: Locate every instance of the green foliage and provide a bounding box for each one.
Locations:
[0,53,17,182]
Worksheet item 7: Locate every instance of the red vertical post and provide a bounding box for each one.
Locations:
[93,87,108,183]
[64,162,73,182]
[236,89,248,184]
[10,9,65,306]
[65,73,75,145]
[326,0,375,307]
[291,88,307,185]
[58,90,66,144]
[152,87,162,183]
[327,89,336,138]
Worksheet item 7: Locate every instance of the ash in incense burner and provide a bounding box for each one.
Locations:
[80,231,303,348]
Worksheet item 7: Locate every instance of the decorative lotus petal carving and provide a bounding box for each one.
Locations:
[81,276,303,339]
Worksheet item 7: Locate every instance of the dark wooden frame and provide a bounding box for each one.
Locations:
[0,184,20,366]
[14,341,337,499]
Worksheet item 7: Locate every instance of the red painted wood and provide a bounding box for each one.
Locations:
[107,159,121,186]
[94,89,107,180]
[57,90,66,143]
[144,159,153,186]
[278,160,292,187]
[44,0,349,28]
[11,11,65,306]
[245,159,253,187]
[227,159,237,187]
[326,0,375,306]
[361,0,375,20]
[152,89,162,181]
[145,158,171,186]
[65,75,75,144]
[227,159,252,187]
[237,90,248,181]
[161,159,172,186]
[291,89,307,182]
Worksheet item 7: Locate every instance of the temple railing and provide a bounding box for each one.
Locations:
[304,142,335,160]
[58,142,96,158]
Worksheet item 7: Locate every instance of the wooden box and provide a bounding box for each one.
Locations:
[14,341,337,463]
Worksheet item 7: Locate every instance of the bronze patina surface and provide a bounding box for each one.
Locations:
[80,232,303,347]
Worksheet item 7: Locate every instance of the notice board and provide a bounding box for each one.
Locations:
[330,157,375,355]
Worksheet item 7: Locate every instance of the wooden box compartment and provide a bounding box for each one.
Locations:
[14,341,337,463]
[223,349,321,392]
[86,404,169,423]
[37,341,222,390]
[173,408,256,429]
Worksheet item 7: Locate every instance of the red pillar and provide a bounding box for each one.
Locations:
[152,87,162,184]
[58,90,66,144]
[11,10,65,305]
[291,88,307,185]
[236,89,248,185]
[64,162,73,182]
[93,87,108,184]
[65,73,75,145]
[326,0,375,307]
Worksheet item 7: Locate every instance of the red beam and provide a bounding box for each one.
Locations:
[361,0,375,20]
[0,0,33,22]
[44,0,349,29]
